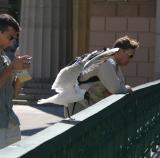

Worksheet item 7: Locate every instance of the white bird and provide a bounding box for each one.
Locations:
[37,48,119,116]
[37,51,98,105]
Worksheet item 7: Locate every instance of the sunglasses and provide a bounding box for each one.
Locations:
[125,50,135,59]
[127,53,134,58]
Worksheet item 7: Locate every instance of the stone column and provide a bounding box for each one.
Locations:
[72,0,89,57]
[154,0,160,79]
[19,0,72,81]
[50,0,72,78]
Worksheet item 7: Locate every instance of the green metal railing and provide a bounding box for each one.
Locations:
[1,80,160,158]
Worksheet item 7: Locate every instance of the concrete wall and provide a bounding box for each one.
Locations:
[88,0,156,86]
[1,79,160,157]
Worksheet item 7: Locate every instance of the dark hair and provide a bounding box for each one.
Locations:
[0,14,20,32]
[113,35,139,49]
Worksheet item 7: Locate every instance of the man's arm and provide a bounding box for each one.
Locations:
[12,77,24,98]
[0,55,31,88]
[0,64,14,88]
[97,60,129,94]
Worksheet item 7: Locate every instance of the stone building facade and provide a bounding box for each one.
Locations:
[88,0,156,86]
[0,0,159,88]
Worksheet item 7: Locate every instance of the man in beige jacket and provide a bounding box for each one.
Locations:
[64,35,139,117]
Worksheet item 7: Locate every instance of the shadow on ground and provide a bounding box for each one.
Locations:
[29,104,64,118]
[21,127,46,136]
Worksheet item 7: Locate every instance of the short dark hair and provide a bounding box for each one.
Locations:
[113,35,139,49]
[0,14,20,32]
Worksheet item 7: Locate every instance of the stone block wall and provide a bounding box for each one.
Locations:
[88,0,156,86]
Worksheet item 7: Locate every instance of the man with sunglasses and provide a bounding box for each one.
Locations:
[64,35,139,117]
[0,14,32,148]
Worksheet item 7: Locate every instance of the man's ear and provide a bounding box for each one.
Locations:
[119,48,125,53]
[114,49,124,60]
[116,49,123,56]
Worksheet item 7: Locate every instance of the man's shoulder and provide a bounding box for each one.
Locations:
[99,58,117,68]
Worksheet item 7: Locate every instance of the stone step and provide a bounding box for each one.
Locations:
[13,99,37,105]
[13,91,56,105]
[23,80,53,89]
[24,82,52,89]
[13,80,57,106]
[15,93,53,101]
[21,88,55,95]
[12,99,60,107]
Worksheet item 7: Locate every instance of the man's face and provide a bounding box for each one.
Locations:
[0,26,18,50]
[116,49,135,65]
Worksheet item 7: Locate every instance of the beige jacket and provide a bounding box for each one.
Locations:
[64,57,129,117]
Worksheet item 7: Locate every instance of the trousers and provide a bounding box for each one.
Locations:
[0,123,21,149]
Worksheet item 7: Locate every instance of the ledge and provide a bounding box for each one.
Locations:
[0,79,160,158]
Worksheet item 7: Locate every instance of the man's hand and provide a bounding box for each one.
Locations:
[125,85,133,94]
[11,55,32,71]
[13,77,24,98]
[104,89,112,96]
